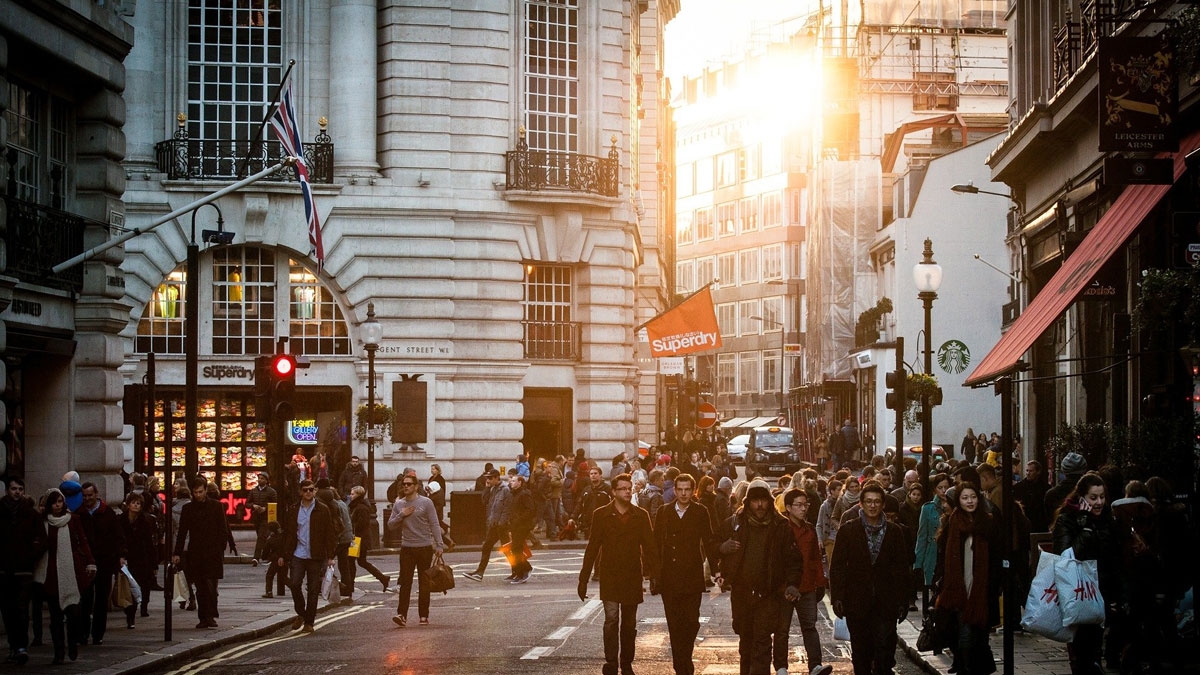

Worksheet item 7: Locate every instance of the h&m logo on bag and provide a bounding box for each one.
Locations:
[1040,585,1059,604]
[1073,581,1099,602]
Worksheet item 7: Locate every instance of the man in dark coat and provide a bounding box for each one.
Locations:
[279,479,336,632]
[246,471,278,565]
[651,473,716,675]
[578,473,659,675]
[829,481,914,675]
[76,482,127,645]
[1,478,46,664]
[337,456,367,502]
[568,465,612,538]
[716,479,803,675]
[172,477,230,629]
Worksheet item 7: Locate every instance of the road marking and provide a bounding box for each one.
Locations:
[546,626,575,640]
[520,646,555,660]
[164,604,376,675]
[569,598,602,620]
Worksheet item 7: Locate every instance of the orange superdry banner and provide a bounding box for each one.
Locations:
[642,286,723,357]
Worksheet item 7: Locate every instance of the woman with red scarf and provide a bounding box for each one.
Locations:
[934,482,1000,675]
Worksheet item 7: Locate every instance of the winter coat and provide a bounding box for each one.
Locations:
[638,484,664,522]
[245,484,278,525]
[77,501,127,574]
[716,508,803,596]
[829,514,913,619]
[281,499,337,562]
[338,464,367,498]
[914,499,946,586]
[1051,501,1119,601]
[573,480,612,527]
[349,495,376,540]
[653,500,716,595]
[39,514,96,603]
[483,483,512,529]
[119,513,159,578]
[1,495,46,573]
[786,516,827,594]
[509,485,538,531]
[173,497,229,580]
[580,502,659,604]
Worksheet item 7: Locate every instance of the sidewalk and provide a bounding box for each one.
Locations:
[896,607,1073,675]
[4,528,588,674]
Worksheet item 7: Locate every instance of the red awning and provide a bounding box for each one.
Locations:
[965,129,1200,386]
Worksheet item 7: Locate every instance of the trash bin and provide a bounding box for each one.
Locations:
[449,490,484,546]
[381,505,401,548]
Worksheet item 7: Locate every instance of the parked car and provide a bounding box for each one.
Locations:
[882,444,948,467]
[725,434,749,464]
[745,426,803,477]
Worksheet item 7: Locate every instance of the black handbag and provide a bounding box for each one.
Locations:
[423,553,455,594]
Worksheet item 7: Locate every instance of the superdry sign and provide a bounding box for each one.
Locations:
[639,285,723,358]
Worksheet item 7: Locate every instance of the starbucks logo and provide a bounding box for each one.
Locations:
[938,340,970,374]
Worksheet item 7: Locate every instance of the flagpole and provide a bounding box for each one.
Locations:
[636,280,718,332]
[236,58,298,179]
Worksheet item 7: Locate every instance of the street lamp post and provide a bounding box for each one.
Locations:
[185,204,232,484]
[362,303,382,502]
[913,238,942,616]
[912,239,942,483]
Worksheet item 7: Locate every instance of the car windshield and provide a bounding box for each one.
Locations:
[755,431,792,447]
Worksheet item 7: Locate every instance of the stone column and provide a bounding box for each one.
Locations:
[330,0,379,175]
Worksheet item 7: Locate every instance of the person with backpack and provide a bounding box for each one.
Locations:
[638,470,665,523]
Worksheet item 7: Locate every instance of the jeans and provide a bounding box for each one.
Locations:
[508,526,532,578]
[732,590,781,675]
[602,600,639,675]
[0,573,32,650]
[336,542,355,594]
[474,524,510,575]
[846,611,898,675]
[289,557,326,625]
[662,592,702,675]
[252,520,271,560]
[355,548,389,586]
[266,560,288,596]
[540,498,561,537]
[78,569,114,642]
[777,591,824,671]
[397,546,433,619]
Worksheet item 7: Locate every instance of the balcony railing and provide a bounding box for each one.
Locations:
[2,195,90,292]
[155,121,333,183]
[505,130,619,198]
[1053,20,1082,90]
[522,320,582,360]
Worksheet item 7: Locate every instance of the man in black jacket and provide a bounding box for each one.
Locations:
[829,481,913,675]
[279,479,336,633]
[246,472,278,565]
[651,473,716,675]
[716,479,802,675]
[567,466,612,538]
[77,482,127,645]
[172,478,229,629]
[1,478,45,664]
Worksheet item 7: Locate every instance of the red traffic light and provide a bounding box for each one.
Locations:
[272,354,296,377]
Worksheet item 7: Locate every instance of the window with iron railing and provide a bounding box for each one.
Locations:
[5,80,70,210]
[523,263,580,360]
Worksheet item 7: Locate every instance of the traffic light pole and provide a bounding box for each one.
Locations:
[893,337,905,483]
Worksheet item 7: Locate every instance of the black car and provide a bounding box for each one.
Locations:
[745,426,803,478]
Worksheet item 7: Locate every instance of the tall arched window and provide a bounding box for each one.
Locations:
[135,246,350,356]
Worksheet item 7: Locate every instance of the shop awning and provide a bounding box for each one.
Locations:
[747,415,784,427]
[965,129,1200,386]
[720,417,753,429]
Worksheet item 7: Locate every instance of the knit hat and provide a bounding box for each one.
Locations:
[745,479,773,503]
[1061,452,1087,475]
[59,481,83,512]
[717,476,734,492]
[657,454,671,465]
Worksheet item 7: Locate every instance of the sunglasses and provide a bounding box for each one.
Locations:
[301,487,316,492]
[402,482,417,487]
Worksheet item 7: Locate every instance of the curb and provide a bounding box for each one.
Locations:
[99,599,343,675]
[896,620,944,675]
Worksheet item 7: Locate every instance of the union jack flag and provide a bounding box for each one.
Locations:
[269,82,325,268]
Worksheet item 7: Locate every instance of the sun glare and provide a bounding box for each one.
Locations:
[735,47,823,144]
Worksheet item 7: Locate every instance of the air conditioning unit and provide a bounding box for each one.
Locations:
[853,352,874,370]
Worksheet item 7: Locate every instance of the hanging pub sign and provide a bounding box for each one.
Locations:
[1098,35,1177,152]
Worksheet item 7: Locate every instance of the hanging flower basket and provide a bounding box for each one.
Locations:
[902,372,942,431]
[354,403,395,442]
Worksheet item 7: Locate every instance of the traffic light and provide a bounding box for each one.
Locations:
[885,369,907,411]
[270,353,297,421]
[254,355,273,422]
[678,381,698,428]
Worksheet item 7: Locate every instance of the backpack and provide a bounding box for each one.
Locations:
[327,502,345,539]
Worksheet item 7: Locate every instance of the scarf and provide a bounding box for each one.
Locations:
[33,512,82,609]
[860,509,886,563]
[935,509,990,626]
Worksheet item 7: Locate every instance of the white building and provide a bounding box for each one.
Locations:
[113,0,674,513]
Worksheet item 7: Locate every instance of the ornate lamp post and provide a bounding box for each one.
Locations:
[913,238,942,615]
[362,303,382,501]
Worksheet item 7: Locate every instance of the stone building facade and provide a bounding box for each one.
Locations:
[115,0,671,510]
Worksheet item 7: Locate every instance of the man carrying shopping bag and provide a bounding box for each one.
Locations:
[279,480,336,633]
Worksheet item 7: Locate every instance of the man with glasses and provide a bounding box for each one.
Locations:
[387,472,442,627]
[578,473,659,675]
[779,488,833,675]
[2,478,44,664]
[278,479,336,633]
[829,481,913,675]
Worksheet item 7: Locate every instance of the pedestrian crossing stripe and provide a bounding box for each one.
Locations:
[639,616,711,624]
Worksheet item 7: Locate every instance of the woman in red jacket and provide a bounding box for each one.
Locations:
[33,488,96,664]
[779,488,834,675]
[934,482,1000,675]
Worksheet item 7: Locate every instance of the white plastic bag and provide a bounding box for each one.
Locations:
[1020,550,1075,641]
[1054,547,1105,626]
[172,569,189,605]
[120,564,143,606]
[320,565,341,603]
[833,616,850,641]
